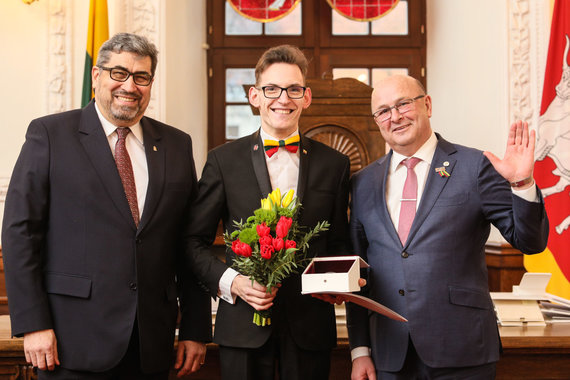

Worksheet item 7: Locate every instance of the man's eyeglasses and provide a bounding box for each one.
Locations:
[373,95,426,122]
[256,86,307,99]
[98,66,153,86]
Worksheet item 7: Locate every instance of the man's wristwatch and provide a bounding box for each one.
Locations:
[510,176,533,188]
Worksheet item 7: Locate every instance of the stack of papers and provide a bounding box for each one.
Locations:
[539,299,570,323]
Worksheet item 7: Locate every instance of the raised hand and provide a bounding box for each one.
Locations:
[483,121,536,189]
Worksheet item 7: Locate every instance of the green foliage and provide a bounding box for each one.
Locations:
[238,227,258,245]
[223,193,330,293]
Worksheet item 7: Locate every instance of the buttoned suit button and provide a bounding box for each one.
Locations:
[129,282,137,291]
[398,289,405,296]
[401,252,409,258]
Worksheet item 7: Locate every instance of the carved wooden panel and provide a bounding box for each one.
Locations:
[304,124,368,174]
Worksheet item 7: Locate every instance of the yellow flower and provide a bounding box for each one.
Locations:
[282,189,294,207]
[260,198,271,210]
[269,188,281,206]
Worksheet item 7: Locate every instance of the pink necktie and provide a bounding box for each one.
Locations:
[115,128,139,227]
[398,157,421,244]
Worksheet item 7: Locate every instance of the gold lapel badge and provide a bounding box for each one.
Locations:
[153,146,158,152]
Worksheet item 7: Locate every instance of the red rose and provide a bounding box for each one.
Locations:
[239,242,252,257]
[256,223,270,237]
[260,244,274,259]
[259,235,273,246]
[276,216,293,238]
[272,237,284,251]
[285,240,296,249]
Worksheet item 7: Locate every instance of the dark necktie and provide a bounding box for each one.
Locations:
[115,128,139,227]
[398,157,421,244]
[263,135,300,158]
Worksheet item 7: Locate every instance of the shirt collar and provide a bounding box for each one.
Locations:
[390,131,438,172]
[94,102,144,144]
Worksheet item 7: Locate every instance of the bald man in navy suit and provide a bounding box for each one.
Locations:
[347,75,548,379]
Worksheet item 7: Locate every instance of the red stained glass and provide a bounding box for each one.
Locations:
[227,0,301,23]
[326,0,400,21]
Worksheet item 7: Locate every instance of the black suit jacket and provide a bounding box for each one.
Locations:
[1,102,212,373]
[185,130,350,350]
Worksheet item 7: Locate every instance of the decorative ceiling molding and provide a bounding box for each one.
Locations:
[47,0,73,114]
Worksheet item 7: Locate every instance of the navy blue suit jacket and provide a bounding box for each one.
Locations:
[346,134,548,371]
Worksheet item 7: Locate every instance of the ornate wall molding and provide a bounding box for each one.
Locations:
[116,0,164,121]
[507,0,550,130]
[47,0,73,114]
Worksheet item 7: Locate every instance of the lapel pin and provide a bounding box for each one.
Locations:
[153,146,158,152]
[435,166,450,177]
[443,161,449,167]
[254,144,259,151]
[303,149,307,154]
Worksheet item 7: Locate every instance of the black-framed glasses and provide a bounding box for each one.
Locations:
[373,95,426,122]
[256,85,307,99]
[98,66,153,86]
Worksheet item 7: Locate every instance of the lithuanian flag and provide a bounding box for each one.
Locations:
[81,0,109,107]
[525,0,570,299]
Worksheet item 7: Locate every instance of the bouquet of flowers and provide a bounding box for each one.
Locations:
[224,188,330,326]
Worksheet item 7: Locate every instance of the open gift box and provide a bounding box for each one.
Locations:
[300,256,407,322]
[301,255,369,294]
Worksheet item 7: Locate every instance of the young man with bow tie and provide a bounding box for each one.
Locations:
[186,45,350,380]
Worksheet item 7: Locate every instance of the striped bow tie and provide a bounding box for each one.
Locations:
[263,135,300,158]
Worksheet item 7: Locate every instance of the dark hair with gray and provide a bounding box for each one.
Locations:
[255,45,308,85]
[96,33,158,76]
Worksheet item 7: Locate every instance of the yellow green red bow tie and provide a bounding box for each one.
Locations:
[263,135,300,158]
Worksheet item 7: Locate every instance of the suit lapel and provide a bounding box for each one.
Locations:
[251,130,272,198]
[297,135,310,203]
[78,102,137,230]
[137,117,165,233]
[405,135,457,247]
[375,152,402,247]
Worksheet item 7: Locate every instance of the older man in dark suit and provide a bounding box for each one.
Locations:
[2,33,211,379]
[347,75,549,379]
[186,45,351,380]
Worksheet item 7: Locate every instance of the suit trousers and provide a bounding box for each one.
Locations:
[376,336,497,380]
[38,322,170,380]
[219,324,331,380]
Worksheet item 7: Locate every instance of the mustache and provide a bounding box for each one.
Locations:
[112,90,141,100]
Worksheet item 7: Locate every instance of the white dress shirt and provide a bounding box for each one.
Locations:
[95,103,148,219]
[218,128,301,304]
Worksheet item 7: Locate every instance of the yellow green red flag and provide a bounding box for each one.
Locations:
[81,0,109,107]
[526,0,570,299]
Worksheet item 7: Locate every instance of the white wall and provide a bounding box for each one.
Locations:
[427,0,509,156]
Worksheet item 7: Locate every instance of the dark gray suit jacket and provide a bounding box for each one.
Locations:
[347,134,549,371]
[185,130,350,350]
[2,101,212,373]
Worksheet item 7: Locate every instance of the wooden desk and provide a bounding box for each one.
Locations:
[497,324,570,379]
[1,316,569,380]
